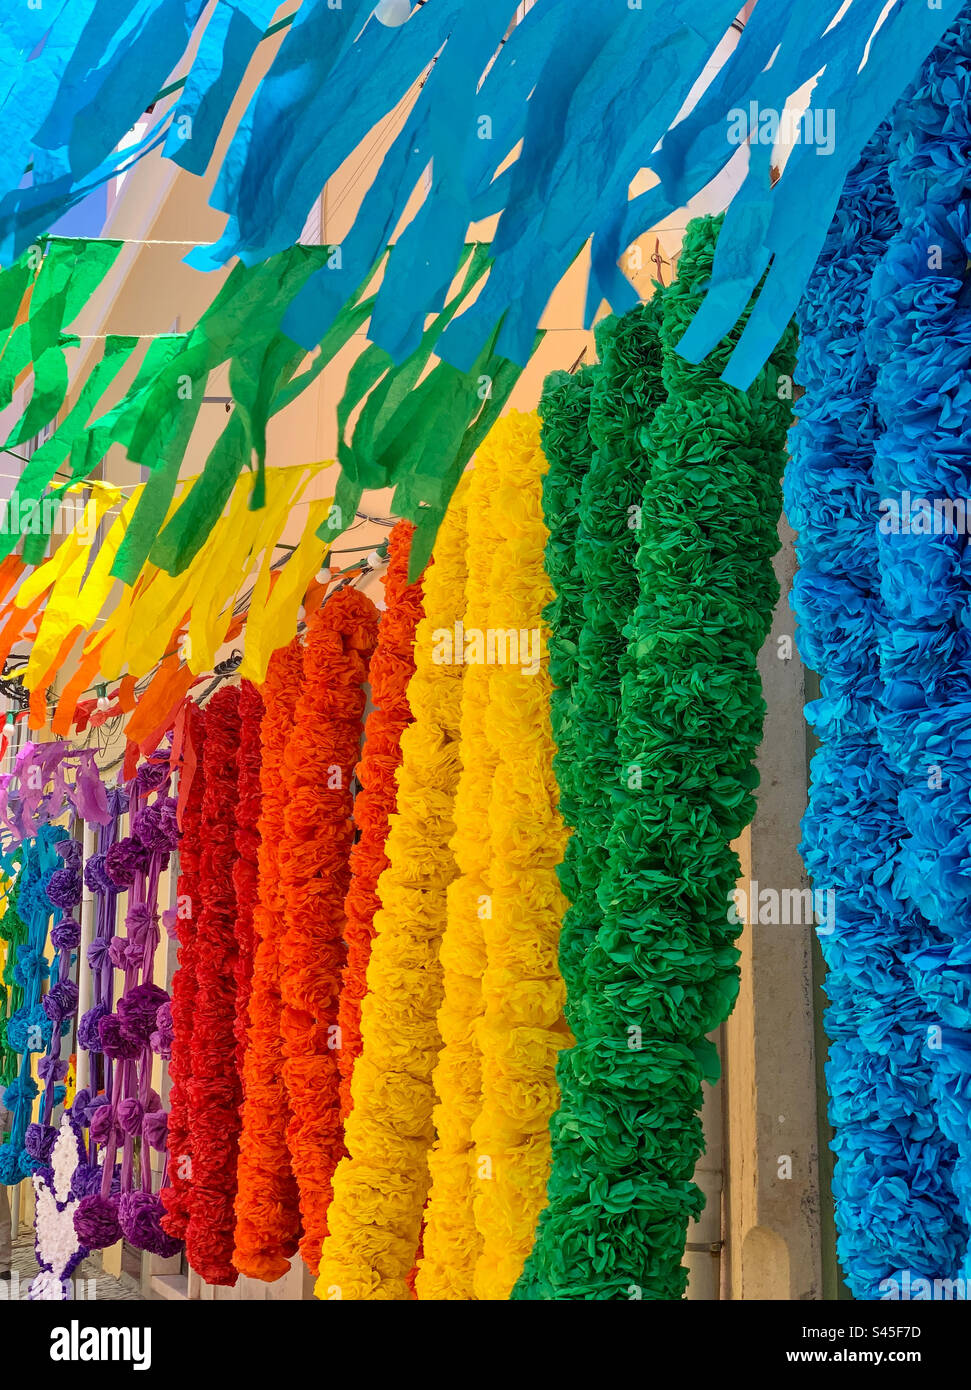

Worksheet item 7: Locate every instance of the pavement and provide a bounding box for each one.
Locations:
[3,1232,146,1301]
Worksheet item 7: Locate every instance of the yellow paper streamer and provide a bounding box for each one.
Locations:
[16,462,336,695]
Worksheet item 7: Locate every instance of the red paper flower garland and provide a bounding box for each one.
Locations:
[338,522,425,1119]
[279,587,379,1270]
[232,680,264,1076]
[184,686,243,1286]
[233,640,305,1282]
[161,704,206,1242]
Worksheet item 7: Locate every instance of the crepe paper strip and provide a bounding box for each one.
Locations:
[122,657,187,749]
[338,522,424,1120]
[184,463,297,670]
[0,3,200,261]
[0,0,964,392]
[96,465,317,680]
[233,639,305,1282]
[134,680,209,769]
[51,635,113,736]
[785,123,966,1300]
[179,687,243,1285]
[163,1,281,178]
[678,0,967,390]
[127,673,206,764]
[317,476,469,1301]
[132,245,334,578]
[161,704,206,1243]
[238,492,334,683]
[0,239,120,406]
[279,588,380,1271]
[38,837,84,1130]
[68,336,189,485]
[0,257,35,353]
[468,412,569,1299]
[0,588,46,673]
[417,439,503,1300]
[16,485,125,694]
[518,217,796,1300]
[29,627,81,730]
[0,556,24,605]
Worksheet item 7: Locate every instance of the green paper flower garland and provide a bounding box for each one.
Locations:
[517,216,796,1300]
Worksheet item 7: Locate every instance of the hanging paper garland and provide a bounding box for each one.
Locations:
[469,410,570,1299]
[28,836,84,1164]
[866,13,971,1287]
[72,788,126,1195]
[182,687,244,1284]
[418,437,504,1300]
[279,587,380,1271]
[161,706,206,1245]
[786,121,966,1297]
[233,679,265,1077]
[514,298,668,1300]
[233,640,306,1282]
[338,522,425,1118]
[0,826,68,1186]
[317,476,470,1301]
[532,367,595,883]
[518,217,796,1299]
[74,757,178,1257]
[0,855,28,1092]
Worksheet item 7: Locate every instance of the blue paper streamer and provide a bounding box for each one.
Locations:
[0,0,966,390]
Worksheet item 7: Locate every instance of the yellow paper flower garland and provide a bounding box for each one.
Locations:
[416,439,503,1300]
[315,477,469,1301]
[471,411,571,1299]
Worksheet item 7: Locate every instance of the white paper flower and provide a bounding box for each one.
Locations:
[30,1114,84,1300]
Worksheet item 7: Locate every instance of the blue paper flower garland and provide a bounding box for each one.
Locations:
[787,120,968,1298]
[0,825,70,1185]
[866,11,971,1287]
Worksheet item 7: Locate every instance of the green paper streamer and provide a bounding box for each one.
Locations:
[0,333,139,565]
[0,236,522,588]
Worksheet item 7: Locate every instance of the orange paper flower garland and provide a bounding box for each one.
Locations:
[233,639,306,1282]
[279,588,380,1271]
[338,522,425,1119]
